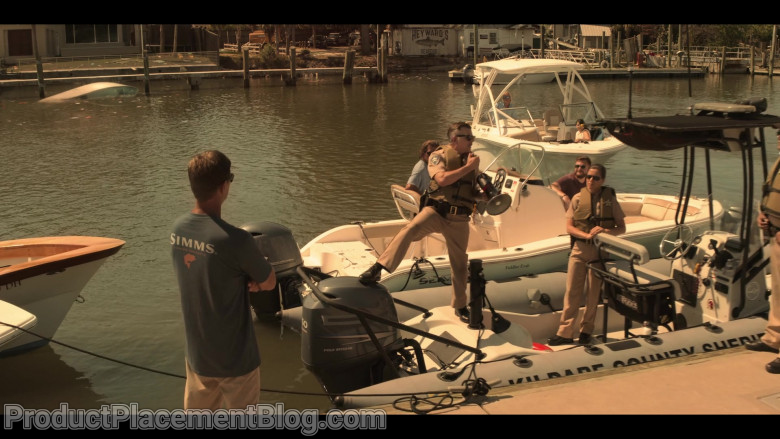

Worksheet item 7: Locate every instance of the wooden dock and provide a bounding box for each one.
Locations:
[449,67,707,83]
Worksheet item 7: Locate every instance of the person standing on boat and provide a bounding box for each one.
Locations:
[171,150,277,409]
[548,163,626,346]
[551,156,591,211]
[574,119,591,143]
[752,129,780,374]
[405,140,439,195]
[360,122,482,323]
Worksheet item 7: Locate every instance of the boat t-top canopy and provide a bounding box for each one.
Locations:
[605,99,780,308]
[603,99,780,152]
[475,59,581,75]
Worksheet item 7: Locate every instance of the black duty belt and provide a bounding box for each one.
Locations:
[426,199,472,217]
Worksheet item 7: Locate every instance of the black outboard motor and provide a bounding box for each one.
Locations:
[301,277,404,396]
[241,222,306,316]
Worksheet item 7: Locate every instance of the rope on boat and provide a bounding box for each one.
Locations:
[0,320,503,404]
[398,257,451,291]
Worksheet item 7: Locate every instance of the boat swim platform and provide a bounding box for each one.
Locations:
[375,347,780,415]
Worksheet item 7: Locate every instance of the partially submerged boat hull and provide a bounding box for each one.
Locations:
[39,82,138,103]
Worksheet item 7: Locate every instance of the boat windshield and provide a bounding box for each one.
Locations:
[479,106,535,129]
[472,140,544,179]
[560,102,600,125]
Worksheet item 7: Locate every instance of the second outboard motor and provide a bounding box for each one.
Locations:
[241,222,305,316]
[301,277,404,397]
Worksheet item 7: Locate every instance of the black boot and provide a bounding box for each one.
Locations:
[359,263,384,285]
[454,306,470,323]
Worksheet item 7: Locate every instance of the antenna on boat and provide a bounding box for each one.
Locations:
[627,65,633,119]
[686,24,692,98]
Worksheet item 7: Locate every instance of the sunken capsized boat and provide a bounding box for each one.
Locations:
[39,82,138,103]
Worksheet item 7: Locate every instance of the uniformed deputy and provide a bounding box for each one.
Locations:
[548,163,626,346]
[359,121,482,323]
[750,129,780,374]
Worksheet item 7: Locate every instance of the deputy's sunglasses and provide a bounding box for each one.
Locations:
[585,175,601,181]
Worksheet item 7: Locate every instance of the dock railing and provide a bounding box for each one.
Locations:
[7,51,220,75]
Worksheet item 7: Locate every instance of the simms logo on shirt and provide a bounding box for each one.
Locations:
[170,233,216,254]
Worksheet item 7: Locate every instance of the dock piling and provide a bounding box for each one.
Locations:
[242,47,250,88]
[343,50,355,84]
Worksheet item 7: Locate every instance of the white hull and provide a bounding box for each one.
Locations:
[473,72,555,85]
[337,312,768,409]
[291,227,770,410]
[0,236,125,355]
[300,185,723,294]
[0,300,37,348]
[469,58,628,180]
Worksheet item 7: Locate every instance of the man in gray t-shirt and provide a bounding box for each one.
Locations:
[171,150,276,410]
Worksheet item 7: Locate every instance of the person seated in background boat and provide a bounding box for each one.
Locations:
[405,140,439,195]
[360,122,484,324]
[574,119,591,143]
[751,128,780,374]
[171,150,277,409]
[551,156,591,211]
[547,164,626,346]
[497,93,512,109]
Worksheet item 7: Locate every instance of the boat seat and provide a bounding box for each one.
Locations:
[390,184,421,221]
[588,234,678,339]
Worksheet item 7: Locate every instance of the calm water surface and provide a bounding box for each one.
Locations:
[0,72,778,411]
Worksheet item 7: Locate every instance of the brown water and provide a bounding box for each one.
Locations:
[0,72,778,412]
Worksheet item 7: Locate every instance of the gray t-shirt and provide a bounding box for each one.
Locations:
[406,159,430,192]
[171,213,273,377]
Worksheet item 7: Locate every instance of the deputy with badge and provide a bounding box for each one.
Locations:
[360,122,482,323]
[547,163,626,346]
[751,128,780,374]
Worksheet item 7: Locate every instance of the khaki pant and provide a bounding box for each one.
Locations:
[378,206,471,309]
[184,360,261,410]
[764,236,780,358]
[556,241,604,338]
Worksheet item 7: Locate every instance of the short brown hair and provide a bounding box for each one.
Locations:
[575,156,592,167]
[419,140,440,159]
[589,163,606,179]
[447,122,471,141]
[188,150,232,201]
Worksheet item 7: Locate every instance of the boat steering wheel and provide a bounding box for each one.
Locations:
[659,224,694,260]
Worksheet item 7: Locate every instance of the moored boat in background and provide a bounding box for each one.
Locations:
[0,236,125,355]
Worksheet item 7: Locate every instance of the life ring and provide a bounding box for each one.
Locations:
[600,60,609,69]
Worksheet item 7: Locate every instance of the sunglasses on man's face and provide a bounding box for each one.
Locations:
[586,175,601,181]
